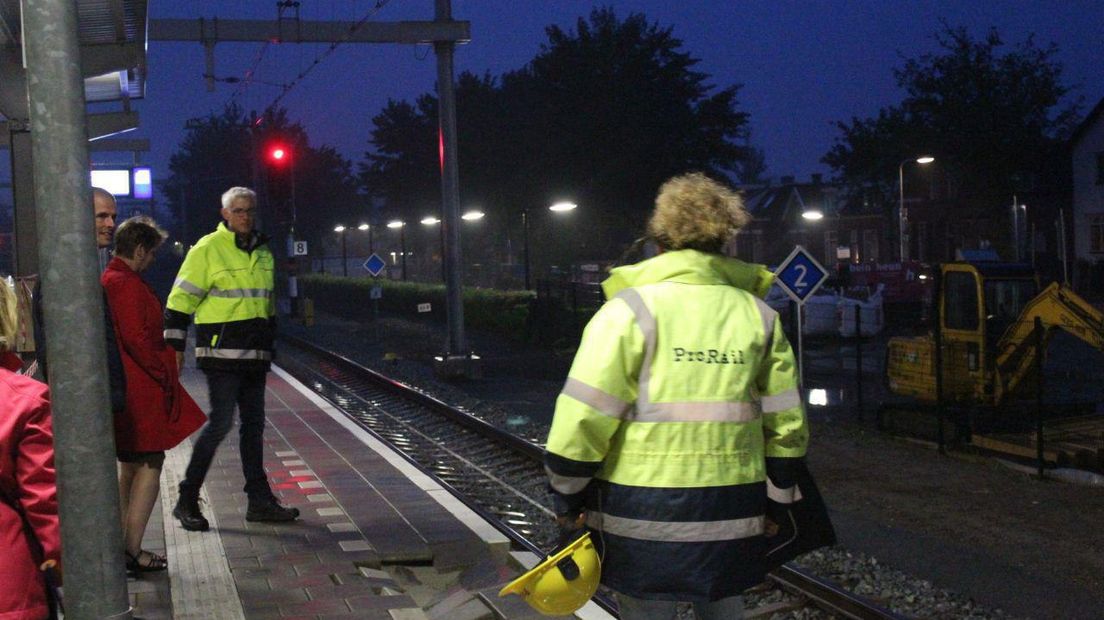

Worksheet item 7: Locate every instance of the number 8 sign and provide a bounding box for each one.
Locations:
[775,245,829,304]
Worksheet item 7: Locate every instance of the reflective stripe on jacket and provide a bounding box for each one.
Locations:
[544,249,808,601]
[164,223,276,371]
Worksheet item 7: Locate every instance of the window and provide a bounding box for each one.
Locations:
[1096,152,1104,185]
[1092,216,1104,253]
[862,229,879,263]
[916,222,928,262]
[944,272,979,331]
[824,230,838,264]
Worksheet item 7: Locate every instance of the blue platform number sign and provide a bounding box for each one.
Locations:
[363,253,387,277]
[775,245,829,304]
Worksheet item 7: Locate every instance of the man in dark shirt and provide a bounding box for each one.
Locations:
[33,187,126,412]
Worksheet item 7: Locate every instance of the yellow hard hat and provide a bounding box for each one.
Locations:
[498,532,601,616]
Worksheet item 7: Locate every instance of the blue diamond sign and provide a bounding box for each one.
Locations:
[363,253,387,277]
[775,245,829,303]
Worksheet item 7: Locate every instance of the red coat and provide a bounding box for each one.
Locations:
[102,258,205,452]
[0,351,61,620]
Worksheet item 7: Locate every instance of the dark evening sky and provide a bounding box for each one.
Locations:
[107,1,1103,187]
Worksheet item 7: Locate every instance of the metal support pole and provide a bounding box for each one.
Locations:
[400,225,407,280]
[434,0,469,364]
[898,162,907,262]
[792,300,804,388]
[1058,209,1069,285]
[522,208,531,290]
[934,289,946,455]
[855,305,863,422]
[23,0,133,616]
[1035,316,1046,478]
[341,230,347,277]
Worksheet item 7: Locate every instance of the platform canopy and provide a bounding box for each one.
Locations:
[0,0,148,138]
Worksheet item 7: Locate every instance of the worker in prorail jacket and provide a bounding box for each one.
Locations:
[544,172,808,620]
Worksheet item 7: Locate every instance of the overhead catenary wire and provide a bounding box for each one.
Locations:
[228,40,273,104]
[260,0,395,117]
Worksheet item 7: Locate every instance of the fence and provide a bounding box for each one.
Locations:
[527,279,605,346]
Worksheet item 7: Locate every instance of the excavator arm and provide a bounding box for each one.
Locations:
[994,282,1104,402]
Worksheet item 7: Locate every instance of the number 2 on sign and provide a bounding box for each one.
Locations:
[793,264,807,289]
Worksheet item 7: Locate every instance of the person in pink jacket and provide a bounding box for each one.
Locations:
[0,294,62,619]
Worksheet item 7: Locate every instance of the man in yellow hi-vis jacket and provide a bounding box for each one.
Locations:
[164,186,299,532]
[545,173,808,619]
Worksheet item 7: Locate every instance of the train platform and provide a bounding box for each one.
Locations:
[126,362,611,620]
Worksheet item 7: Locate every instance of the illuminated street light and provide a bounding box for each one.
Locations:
[802,209,824,221]
[357,223,369,231]
[898,155,935,261]
[333,225,348,276]
[421,216,441,225]
[523,201,579,290]
[461,210,485,221]
[387,220,407,279]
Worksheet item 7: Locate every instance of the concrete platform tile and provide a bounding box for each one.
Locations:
[388,608,431,620]
[293,561,370,577]
[228,556,260,569]
[339,539,374,552]
[278,598,353,616]
[305,581,394,600]
[346,594,420,613]
[267,572,336,590]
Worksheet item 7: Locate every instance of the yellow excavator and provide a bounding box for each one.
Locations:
[887,262,1104,407]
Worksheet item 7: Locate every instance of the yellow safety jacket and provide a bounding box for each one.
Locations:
[544,249,807,601]
[164,223,276,371]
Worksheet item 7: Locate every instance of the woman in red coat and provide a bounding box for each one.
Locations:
[1,293,62,619]
[102,216,205,573]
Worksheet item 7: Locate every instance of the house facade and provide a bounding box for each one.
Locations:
[732,176,890,269]
[1071,97,1104,265]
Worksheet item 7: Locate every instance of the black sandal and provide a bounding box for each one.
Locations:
[126,550,168,573]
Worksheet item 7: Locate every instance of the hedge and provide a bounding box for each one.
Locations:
[298,274,535,340]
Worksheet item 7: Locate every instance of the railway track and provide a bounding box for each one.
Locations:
[278,334,906,620]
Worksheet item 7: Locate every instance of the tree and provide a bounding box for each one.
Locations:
[164,104,361,256]
[824,25,1080,206]
[359,8,756,270]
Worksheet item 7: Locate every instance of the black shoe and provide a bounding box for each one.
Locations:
[247,497,300,523]
[173,495,210,532]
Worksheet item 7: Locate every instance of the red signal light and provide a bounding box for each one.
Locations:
[270,147,286,161]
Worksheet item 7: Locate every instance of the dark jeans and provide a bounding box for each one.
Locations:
[180,369,272,502]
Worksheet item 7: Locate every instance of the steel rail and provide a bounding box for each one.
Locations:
[770,565,908,620]
[278,333,902,620]
[278,334,620,616]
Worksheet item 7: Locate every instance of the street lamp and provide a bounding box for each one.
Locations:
[523,201,578,290]
[898,156,935,261]
[333,225,348,276]
[462,210,485,221]
[388,220,406,280]
[357,222,373,255]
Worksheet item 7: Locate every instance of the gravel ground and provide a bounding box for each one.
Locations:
[281,311,1104,619]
